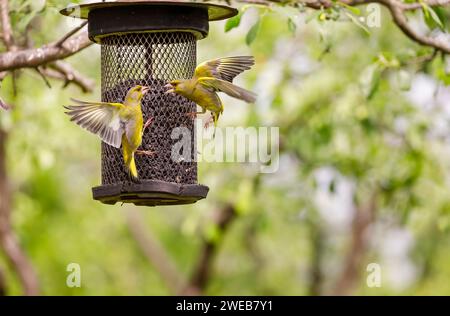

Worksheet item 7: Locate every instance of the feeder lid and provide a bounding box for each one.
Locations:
[60,0,238,21]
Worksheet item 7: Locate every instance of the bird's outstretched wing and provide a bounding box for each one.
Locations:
[194,56,254,83]
[198,78,257,103]
[64,98,125,148]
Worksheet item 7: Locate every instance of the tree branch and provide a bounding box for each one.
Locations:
[46,60,95,93]
[186,204,237,294]
[0,130,40,296]
[125,208,188,295]
[399,0,450,10]
[126,204,237,296]
[331,191,378,295]
[234,0,450,10]
[0,0,14,50]
[381,0,450,54]
[230,0,450,53]
[306,217,325,296]
[0,265,6,295]
[0,32,92,72]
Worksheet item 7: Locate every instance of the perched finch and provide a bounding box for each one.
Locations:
[64,85,153,180]
[165,56,256,127]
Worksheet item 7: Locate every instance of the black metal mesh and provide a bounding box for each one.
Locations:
[100,32,197,185]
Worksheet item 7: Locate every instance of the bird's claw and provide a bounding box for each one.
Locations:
[143,116,154,132]
[164,83,174,94]
[136,150,155,156]
[204,116,214,129]
[130,176,141,184]
[185,112,197,119]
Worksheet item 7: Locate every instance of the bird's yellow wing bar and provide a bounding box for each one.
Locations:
[64,99,125,148]
[194,56,255,83]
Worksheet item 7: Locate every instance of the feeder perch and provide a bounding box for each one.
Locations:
[60,1,238,206]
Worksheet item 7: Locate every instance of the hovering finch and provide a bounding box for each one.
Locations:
[64,85,154,180]
[165,56,256,128]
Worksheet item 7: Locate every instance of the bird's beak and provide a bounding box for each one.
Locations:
[142,86,150,95]
[164,83,174,95]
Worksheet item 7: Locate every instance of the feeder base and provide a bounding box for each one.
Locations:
[92,180,209,207]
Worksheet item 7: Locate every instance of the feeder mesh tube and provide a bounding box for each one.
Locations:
[100,32,198,185]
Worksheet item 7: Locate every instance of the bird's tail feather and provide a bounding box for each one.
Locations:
[229,84,257,103]
[123,146,138,180]
[218,81,256,103]
[199,78,257,103]
[128,154,138,180]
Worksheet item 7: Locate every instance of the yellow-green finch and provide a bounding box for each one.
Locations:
[165,56,256,127]
[64,85,153,180]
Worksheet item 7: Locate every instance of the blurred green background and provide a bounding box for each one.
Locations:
[0,0,450,295]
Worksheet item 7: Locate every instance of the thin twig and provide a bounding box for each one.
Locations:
[35,67,52,88]
[381,0,450,54]
[34,66,94,92]
[49,60,95,93]
[54,21,88,48]
[405,49,438,65]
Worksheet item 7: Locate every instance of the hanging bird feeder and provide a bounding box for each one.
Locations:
[60,1,238,206]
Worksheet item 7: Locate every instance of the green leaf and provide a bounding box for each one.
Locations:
[431,56,450,85]
[246,18,261,46]
[428,7,443,28]
[360,64,382,99]
[287,18,297,35]
[225,12,242,32]
[306,10,321,23]
[420,0,430,19]
[434,7,447,29]
[337,1,361,15]
[423,5,444,31]
[345,12,370,35]
[377,52,400,68]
